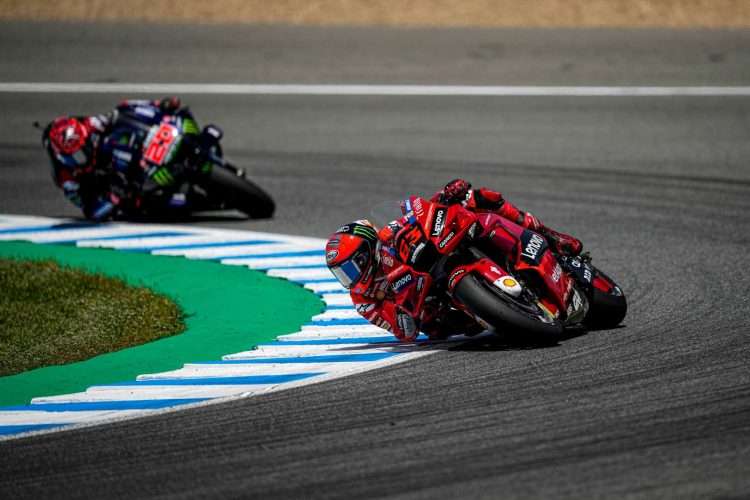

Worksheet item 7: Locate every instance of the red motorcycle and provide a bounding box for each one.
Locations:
[382,196,627,340]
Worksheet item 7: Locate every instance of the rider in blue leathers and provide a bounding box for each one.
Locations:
[43,97,216,220]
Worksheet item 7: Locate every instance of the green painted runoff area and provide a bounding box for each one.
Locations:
[0,241,324,407]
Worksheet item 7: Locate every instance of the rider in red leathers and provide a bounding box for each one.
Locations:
[325,179,583,342]
[430,178,582,257]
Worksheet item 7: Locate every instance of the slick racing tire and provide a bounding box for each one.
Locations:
[453,275,564,341]
[205,165,275,219]
[583,268,627,329]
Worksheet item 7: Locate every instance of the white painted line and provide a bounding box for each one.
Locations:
[138,363,372,379]
[152,243,305,259]
[300,324,386,334]
[222,347,398,360]
[304,282,346,293]
[225,255,325,269]
[277,331,390,340]
[321,294,354,306]
[312,309,362,321]
[0,225,185,243]
[0,410,153,425]
[32,387,256,403]
[226,344,399,358]
[76,233,261,249]
[267,267,332,280]
[2,82,750,96]
[84,383,277,394]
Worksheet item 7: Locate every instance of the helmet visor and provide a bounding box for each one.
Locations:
[330,259,362,289]
[329,246,371,289]
[55,149,88,169]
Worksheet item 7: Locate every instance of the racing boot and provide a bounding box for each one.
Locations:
[540,226,583,256]
[521,212,582,256]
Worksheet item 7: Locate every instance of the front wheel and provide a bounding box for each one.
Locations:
[203,165,275,219]
[583,267,627,329]
[453,275,563,340]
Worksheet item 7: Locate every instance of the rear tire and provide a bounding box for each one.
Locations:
[453,275,563,340]
[583,268,627,329]
[204,165,275,219]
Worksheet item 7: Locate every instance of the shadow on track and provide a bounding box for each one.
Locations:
[446,325,627,352]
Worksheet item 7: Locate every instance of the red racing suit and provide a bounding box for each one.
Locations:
[347,186,582,341]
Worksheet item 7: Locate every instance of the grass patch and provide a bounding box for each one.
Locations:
[0,258,184,377]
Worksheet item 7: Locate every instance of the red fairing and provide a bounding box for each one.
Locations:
[409,196,477,255]
[515,246,573,312]
[593,273,616,293]
[446,258,510,294]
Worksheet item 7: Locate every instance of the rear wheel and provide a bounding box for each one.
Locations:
[583,268,627,329]
[203,165,275,219]
[453,275,563,340]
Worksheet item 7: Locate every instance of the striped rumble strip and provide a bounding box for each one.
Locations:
[0,215,470,439]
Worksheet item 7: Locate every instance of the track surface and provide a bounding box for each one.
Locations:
[1,22,749,498]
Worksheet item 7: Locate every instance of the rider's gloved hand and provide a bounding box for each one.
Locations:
[396,308,419,341]
[62,180,82,207]
[89,198,116,221]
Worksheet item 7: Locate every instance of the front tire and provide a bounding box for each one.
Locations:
[453,275,564,340]
[203,165,275,219]
[583,268,627,329]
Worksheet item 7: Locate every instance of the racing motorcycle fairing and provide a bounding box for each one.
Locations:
[381,195,609,335]
[591,270,623,296]
[445,257,517,295]
[404,196,479,255]
[514,228,575,315]
[385,264,433,319]
[142,122,182,168]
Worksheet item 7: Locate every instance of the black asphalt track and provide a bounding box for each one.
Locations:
[0,22,749,499]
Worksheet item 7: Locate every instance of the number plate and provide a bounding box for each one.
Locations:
[143,123,179,166]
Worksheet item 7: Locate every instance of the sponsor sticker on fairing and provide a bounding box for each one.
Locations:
[551,263,562,283]
[356,303,376,314]
[391,273,414,293]
[438,231,455,249]
[567,289,584,317]
[134,106,156,118]
[113,149,132,163]
[493,276,522,297]
[413,198,424,217]
[381,253,394,267]
[409,241,427,265]
[326,250,339,263]
[375,317,391,331]
[521,233,545,260]
[431,208,447,236]
[519,231,548,263]
[448,268,466,289]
